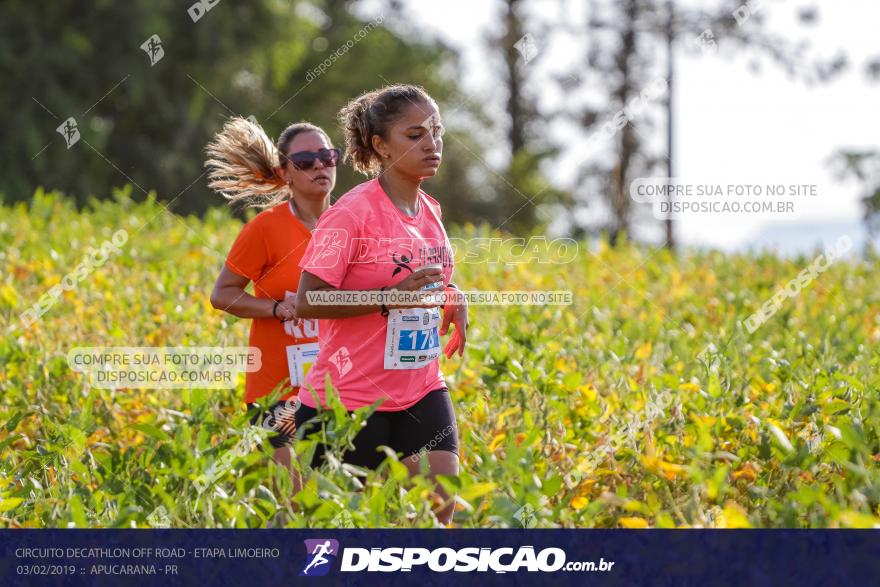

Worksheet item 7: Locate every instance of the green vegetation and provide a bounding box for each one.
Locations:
[1,191,878,528]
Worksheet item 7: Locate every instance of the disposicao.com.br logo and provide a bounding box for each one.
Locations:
[300,540,614,575]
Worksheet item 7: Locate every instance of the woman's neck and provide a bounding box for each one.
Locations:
[378,171,421,216]
[288,193,329,230]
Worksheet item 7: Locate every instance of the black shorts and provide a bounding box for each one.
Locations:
[293,388,459,470]
[247,397,299,449]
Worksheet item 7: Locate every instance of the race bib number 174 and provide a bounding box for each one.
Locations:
[384,308,441,370]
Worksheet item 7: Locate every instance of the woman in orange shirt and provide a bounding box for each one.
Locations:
[205,116,338,472]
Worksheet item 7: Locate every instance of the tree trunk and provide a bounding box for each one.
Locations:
[610,0,638,246]
[665,0,676,250]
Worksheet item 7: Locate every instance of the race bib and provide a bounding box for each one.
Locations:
[286,342,320,387]
[384,307,441,370]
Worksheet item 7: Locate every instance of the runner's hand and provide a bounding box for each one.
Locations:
[440,287,468,357]
[387,267,445,309]
[275,298,298,323]
[394,266,444,291]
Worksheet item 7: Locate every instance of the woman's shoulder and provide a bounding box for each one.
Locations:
[326,179,381,219]
[339,178,381,204]
[418,188,443,219]
[229,202,286,245]
[244,200,289,228]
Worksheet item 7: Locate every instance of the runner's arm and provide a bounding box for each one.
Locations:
[210,266,294,320]
[295,268,445,319]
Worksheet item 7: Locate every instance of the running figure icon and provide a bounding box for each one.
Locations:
[302,540,335,575]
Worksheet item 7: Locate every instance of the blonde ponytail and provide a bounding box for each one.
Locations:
[205,117,288,209]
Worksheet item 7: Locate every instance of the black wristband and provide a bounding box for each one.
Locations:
[272,300,281,321]
[380,287,389,317]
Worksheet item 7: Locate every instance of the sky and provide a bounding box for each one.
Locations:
[363,0,880,253]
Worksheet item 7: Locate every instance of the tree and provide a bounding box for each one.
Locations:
[0,0,494,228]
[1,0,296,210]
[827,50,880,237]
[559,0,847,246]
[829,149,880,236]
[477,0,568,234]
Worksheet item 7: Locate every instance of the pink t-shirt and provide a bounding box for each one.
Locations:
[298,178,455,411]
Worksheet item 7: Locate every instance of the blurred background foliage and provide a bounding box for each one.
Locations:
[4,0,871,241]
[0,0,552,230]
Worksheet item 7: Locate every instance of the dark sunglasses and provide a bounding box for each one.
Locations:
[284,147,341,171]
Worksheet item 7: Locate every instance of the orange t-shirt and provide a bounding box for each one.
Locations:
[224,200,318,403]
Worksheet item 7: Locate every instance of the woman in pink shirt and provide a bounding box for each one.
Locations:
[295,84,468,524]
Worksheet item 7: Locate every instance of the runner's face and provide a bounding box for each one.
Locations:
[281,131,336,198]
[375,101,443,180]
